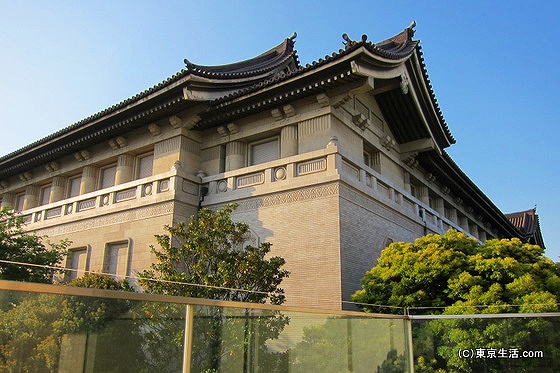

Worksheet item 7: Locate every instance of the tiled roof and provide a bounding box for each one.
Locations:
[211,24,420,105]
[185,33,299,79]
[505,208,546,249]
[207,22,454,146]
[1,24,453,180]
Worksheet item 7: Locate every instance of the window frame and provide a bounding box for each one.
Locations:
[15,192,25,212]
[135,152,154,180]
[98,163,117,190]
[102,239,131,279]
[67,174,82,198]
[39,184,52,206]
[65,246,90,281]
[248,136,280,166]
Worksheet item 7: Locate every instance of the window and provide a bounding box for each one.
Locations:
[39,185,52,206]
[100,164,117,189]
[15,193,25,212]
[363,143,380,172]
[136,153,154,179]
[363,151,371,168]
[68,176,81,198]
[66,247,88,280]
[249,138,279,165]
[103,241,130,278]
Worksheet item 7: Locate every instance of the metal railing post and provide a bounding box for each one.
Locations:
[404,316,415,373]
[182,304,194,373]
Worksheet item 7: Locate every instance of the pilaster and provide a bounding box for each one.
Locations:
[280,125,298,158]
[23,185,40,210]
[1,193,15,209]
[50,176,67,203]
[225,141,246,171]
[80,166,99,195]
[115,154,135,185]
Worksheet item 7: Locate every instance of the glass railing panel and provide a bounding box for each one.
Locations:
[411,315,560,372]
[0,288,187,373]
[190,305,410,373]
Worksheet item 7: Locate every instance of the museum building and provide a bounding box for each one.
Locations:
[0,24,545,309]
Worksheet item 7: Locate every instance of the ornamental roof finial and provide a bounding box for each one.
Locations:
[407,21,417,38]
[342,33,369,50]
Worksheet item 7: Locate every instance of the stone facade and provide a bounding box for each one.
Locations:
[0,25,536,309]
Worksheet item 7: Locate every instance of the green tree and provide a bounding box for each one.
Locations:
[138,203,290,372]
[352,230,560,372]
[0,207,69,283]
[352,229,560,313]
[138,203,289,304]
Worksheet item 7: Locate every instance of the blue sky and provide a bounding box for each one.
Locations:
[1,1,558,260]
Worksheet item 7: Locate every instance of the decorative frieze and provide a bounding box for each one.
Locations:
[181,137,200,155]
[339,184,419,234]
[229,183,340,212]
[237,172,265,188]
[78,198,96,211]
[298,115,330,137]
[36,202,175,237]
[155,137,181,155]
[115,188,136,202]
[45,207,62,219]
[297,158,327,175]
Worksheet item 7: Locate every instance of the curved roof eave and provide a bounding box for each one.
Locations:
[418,150,521,238]
[0,35,301,172]
[0,69,192,165]
[185,33,299,79]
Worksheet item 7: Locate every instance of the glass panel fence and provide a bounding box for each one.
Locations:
[0,281,410,373]
[7,281,559,372]
[0,287,187,372]
[190,306,409,373]
[410,313,560,373]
